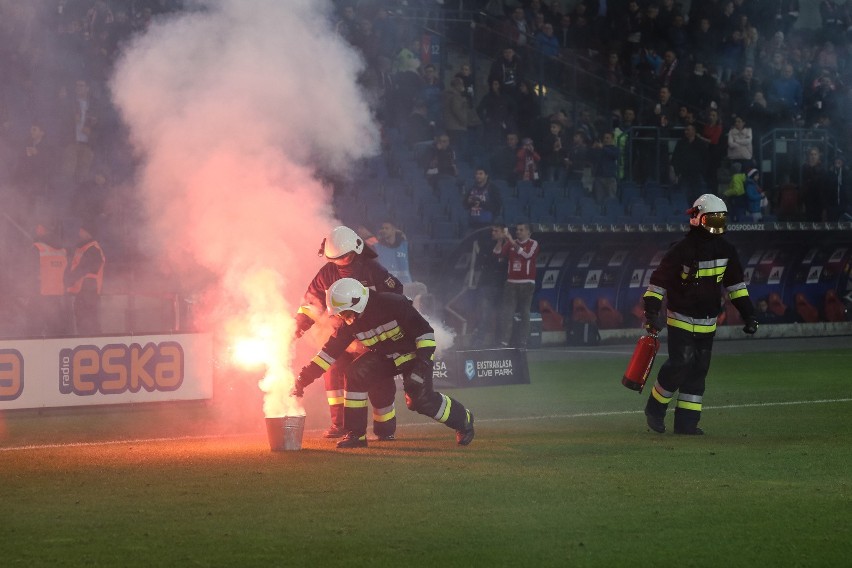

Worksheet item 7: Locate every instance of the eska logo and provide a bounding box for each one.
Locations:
[0,349,24,401]
[59,342,184,396]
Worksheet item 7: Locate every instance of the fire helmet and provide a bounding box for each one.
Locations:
[688,194,728,234]
[326,278,369,316]
[321,226,364,259]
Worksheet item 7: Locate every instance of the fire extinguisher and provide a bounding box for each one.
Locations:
[622,333,660,393]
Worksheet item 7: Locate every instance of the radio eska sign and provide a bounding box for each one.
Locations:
[432,348,530,388]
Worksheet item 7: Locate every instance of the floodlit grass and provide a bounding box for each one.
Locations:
[1,347,851,567]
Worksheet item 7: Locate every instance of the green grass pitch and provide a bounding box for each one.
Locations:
[1,343,850,567]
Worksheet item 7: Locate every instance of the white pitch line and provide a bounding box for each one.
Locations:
[1,398,850,452]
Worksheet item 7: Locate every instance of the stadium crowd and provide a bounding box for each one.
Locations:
[1,0,851,336]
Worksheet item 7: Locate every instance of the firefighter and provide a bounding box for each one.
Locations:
[291,278,475,449]
[294,225,403,440]
[642,194,758,435]
[29,224,69,336]
[65,223,105,336]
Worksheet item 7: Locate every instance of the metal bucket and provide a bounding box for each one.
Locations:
[265,415,305,451]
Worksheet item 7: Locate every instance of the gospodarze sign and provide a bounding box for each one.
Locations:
[433,348,530,388]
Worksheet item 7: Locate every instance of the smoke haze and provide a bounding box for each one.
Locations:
[110,0,380,420]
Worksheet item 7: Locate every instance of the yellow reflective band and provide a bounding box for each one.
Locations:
[652,387,672,404]
[394,353,416,367]
[643,290,663,300]
[373,408,396,422]
[697,266,726,277]
[344,399,369,408]
[676,400,702,411]
[312,355,331,371]
[667,317,717,334]
[360,325,402,346]
[729,289,749,300]
[416,339,436,349]
[327,396,344,405]
[439,395,452,423]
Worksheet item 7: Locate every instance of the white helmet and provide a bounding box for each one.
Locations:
[322,226,364,259]
[688,194,728,234]
[326,278,369,316]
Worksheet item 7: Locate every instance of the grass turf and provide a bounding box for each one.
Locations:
[1,346,850,567]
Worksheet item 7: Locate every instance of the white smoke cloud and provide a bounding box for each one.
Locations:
[109,0,380,419]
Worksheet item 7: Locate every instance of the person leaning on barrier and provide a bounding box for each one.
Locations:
[291,278,475,449]
[293,225,403,440]
[641,195,758,436]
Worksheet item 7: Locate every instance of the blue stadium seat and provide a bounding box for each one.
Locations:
[643,181,663,202]
[619,182,640,204]
[554,197,578,222]
[603,197,624,216]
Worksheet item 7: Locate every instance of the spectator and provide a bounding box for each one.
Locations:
[699,109,724,192]
[370,221,413,285]
[502,7,531,50]
[60,79,100,186]
[477,79,517,151]
[728,66,762,119]
[494,223,539,349]
[769,0,800,36]
[514,137,541,183]
[472,223,508,348]
[65,223,105,336]
[805,72,839,125]
[590,132,618,204]
[643,86,678,130]
[681,62,720,113]
[718,29,745,86]
[421,133,458,188]
[827,155,851,221]
[727,116,754,171]
[565,130,590,184]
[13,123,58,216]
[690,18,719,70]
[419,64,443,125]
[539,121,567,182]
[533,22,560,86]
[744,168,767,221]
[801,146,831,221]
[489,132,521,185]
[488,47,524,100]
[657,49,684,93]
[514,81,541,139]
[768,63,803,121]
[614,107,637,181]
[454,63,475,107]
[443,77,478,160]
[462,168,503,231]
[402,99,434,147]
[670,124,709,202]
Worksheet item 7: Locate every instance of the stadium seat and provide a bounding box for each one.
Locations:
[595,297,624,329]
[619,182,640,205]
[795,293,820,323]
[539,299,565,331]
[823,289,847,322]
[768,292,788,317]
[571,297,597,323]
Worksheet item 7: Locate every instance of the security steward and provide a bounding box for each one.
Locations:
[29,224,69,336]
[642,194,758,435]
[294,226,403,440]
[291,278,475,449]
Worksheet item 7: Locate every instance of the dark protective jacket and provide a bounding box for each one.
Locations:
[295,254,403,334]
[643,228,754,333]
[299,292,436,387]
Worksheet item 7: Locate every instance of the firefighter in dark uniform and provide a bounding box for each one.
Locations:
[294,226,403,440]
[642,194,758,435]
[291,278,475,448]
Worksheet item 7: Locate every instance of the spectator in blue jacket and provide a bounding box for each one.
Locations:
[591,132,619,204]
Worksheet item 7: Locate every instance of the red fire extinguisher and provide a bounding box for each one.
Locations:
[622,333,660,393]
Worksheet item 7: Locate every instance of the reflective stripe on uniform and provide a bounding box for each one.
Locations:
[667,311,717,334]
[373,403,396,422]
[394,352,416,367]
[311,350,335,371]
[727,282,749,300]
[415,332,436,350]
[344,391,369,408]
[326,389,344,405]
[433,394,452,422]
[355,321,401,346]
[651,381,673,404]
[676,393,703,411]
[644,284,665,301]
[697,258,728,278]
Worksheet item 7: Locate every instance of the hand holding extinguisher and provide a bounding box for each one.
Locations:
[622,312,661,393]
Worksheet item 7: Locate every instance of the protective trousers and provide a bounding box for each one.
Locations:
[402,360,469,432]
[645,326,713,431]
[344,352,397,439]
[324,351,353,431]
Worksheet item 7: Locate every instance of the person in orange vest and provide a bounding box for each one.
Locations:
[28,224,69,336]
[65,223,105,335]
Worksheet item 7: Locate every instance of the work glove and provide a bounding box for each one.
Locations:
[742,318,759,335]
[294,313,312,339]
[643,311,661,335]
[289,372,308,398]
[410,357,433,384]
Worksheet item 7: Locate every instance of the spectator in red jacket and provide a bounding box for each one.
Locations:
[494,223,539,348]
